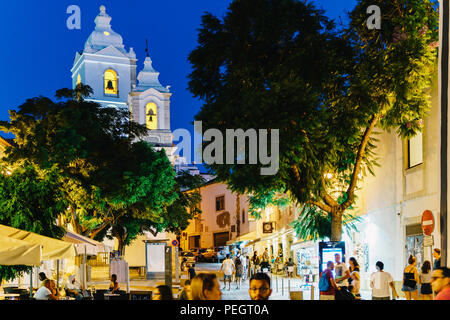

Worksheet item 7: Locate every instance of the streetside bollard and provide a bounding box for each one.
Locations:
[282,277,284,296]
[288,279,290,294]
[276,275,278,293]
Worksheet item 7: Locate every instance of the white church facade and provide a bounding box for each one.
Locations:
[70,5,179,265]
[70,5,175,161]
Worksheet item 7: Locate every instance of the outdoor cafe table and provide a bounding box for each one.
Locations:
[103,293,121,300]
[0,293,20,300]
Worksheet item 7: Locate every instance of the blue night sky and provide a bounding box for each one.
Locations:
[0,0,356,143]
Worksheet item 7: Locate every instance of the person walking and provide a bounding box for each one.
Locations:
[188,263,196,280]
[235,257,243,289]
[402,255,419,300]
[220,254,235,291]
[348,257,361,299]
[431,267,450,300]
[319,261,339,300]
[419,260,433,300]
[433,249,441,269]
[370,261,399,300]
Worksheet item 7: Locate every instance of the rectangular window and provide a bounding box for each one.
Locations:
[242,210,245,224]
[216,195,225,211]
[407,132,423,168]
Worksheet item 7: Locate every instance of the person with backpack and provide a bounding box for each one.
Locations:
[319,261,340,300]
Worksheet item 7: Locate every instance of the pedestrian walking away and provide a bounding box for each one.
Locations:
[419,260,433,300]
[402,255,419,300]
[220,254,235,291]
[370,261,399,300]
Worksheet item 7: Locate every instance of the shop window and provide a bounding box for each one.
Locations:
[146,102,158,130]
[104,69,118,96]
[407,132,423,168]
[216,195,225,211]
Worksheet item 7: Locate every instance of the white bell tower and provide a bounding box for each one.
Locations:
[71,5,137,109]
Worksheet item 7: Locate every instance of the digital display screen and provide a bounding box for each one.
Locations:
[321,247,343,277]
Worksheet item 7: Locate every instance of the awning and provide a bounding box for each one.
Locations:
[245,238,261,247]
[0,224,75,260]
[63,230,112,255]
[226,232,257,246]
[0,234,42,266]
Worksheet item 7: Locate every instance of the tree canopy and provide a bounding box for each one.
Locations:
[0,165,67,282]
[0,84,179,242]
[188,0,438,240]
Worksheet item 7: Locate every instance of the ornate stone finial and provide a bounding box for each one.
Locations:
[100,5,106,13]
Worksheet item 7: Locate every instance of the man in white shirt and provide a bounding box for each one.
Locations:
[334,254,350,289]
[220,254,235,291]
[34,279,58,300]
[370,261,399,300]
[65,275,84,300]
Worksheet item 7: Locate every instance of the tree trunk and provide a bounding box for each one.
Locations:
[236,193,241,237]
[330,207,343,242]
[117,237,126,257]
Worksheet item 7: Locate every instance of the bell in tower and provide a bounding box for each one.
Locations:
[106,80,114,90]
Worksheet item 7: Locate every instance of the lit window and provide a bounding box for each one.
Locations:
[408,132,423,168]
[76,74,81,85]
[216,196,225,211]
[104,69,118,95]
[146,102,158,130]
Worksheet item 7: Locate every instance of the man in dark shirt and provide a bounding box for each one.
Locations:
[188,264,196,280]
[433,249,441,269]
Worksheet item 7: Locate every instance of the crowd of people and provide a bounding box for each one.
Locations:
[318,248,450,300]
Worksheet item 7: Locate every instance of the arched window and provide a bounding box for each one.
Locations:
[104,69,118,95]
[76,74,81,86]
[146,102,158,130]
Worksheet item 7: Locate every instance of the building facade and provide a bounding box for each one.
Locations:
[180,180,251,251]
[70,5,175,161]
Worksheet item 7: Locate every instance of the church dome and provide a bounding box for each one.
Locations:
[84,5,127,54]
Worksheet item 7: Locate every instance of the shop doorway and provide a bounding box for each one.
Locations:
[189,235,200,249]
[405,224,424,269]
[214,232,229,247]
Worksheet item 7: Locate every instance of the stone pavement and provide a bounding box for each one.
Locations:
[85,263,374,300]
[192,263,373,300]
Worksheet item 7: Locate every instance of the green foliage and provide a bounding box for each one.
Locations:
[98,171,205,254]
[0,165,66,282]
[188,0,438,239]
[0,84,179,244]
[248,188,291,219]
[290,205,362,241]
